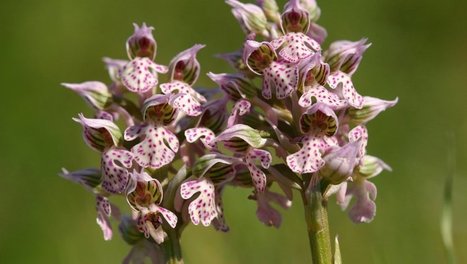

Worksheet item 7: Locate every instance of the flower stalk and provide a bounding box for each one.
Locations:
[302,184,332,264]
[162,227,184,264]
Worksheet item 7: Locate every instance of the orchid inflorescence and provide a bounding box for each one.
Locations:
[61,0,397,262]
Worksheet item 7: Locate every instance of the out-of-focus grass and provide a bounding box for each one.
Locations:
[0,0,466,263]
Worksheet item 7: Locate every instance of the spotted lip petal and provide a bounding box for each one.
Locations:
[130,125,179,169]
[255,189,292,228]
[101,148,134,194]
[184,127,216,149]
[262,61,298,99]
[73,114,122,152]
[180,177,218,226]
[327,71,363,109]
[137,211,165,243]
[227,99,251,126]
[215,124,268,149]
[161,81,206,116]
[62,81,112,110]
[346,180,377,223]
[348,125,368,160]
[168,44,205,85]
[121,57,167,93]
[245,148,272,192]
[286,136,333,174]
[96,195,114,241]
[299,85,346,109]
[151,204,178,228]
[124,124,145,141]
[271,33,320,63]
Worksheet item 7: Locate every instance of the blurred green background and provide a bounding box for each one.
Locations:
[1,0,466,263]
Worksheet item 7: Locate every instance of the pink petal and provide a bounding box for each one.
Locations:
[180,177,218,226]
[327,72,363,109]
[154,63,168,74]
[262,61,298,99]
[169,92,203,116]
[96,195,111,217]
[348,125,368,159]
[151,205,178,228]
[131,125,179,169]
[255,189,291,228]
[347,181,377,223]
[299,85,346,109]
[184,127,216,149]
[121,57,160,93]
[101,148,134,194]
[96,210,112,241]
[286,136,328,174]
[227,99,251,127]
[274,33,320,63]
[245,148,272,192]
[124,124,145,141]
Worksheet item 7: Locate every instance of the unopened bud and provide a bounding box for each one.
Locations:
[320,140,361,184]
[62,81,112,110]
[257,0,281,24]
[73,114,122,152]
[226,0,269,37]
[325,39,371,75]
[281,0,310,33]
[358,155,392,178]
[348,96,398,125]
[60,168,102,190]
[168,44,205,85]
[207,72,258,100]
[126,23,157,60]
[300,0,321,22]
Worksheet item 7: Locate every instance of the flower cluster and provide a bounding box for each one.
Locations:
[61,0,396,262]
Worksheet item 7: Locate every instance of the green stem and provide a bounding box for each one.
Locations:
[162,228,183,264]
[302,185,333,264]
